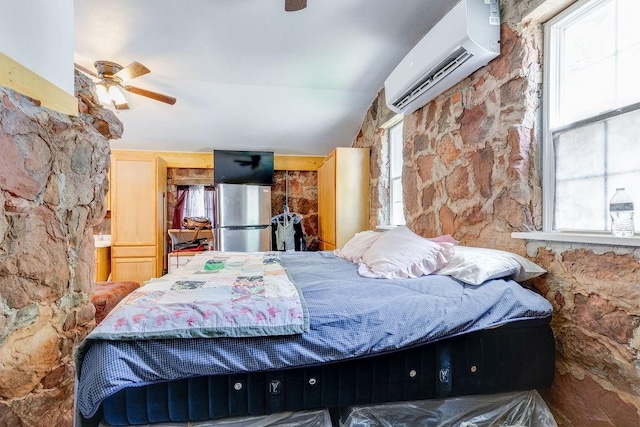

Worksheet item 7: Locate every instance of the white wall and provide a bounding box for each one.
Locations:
[0,0,74,95]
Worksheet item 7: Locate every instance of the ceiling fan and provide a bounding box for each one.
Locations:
[75,60,176,110]
[285,0,307,12]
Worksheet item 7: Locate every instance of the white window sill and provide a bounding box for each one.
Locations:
[512,231,640,247]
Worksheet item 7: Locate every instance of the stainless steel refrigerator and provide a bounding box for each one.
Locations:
[214,183,272,252]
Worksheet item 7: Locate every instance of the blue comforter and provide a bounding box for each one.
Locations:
[76,251,552,418]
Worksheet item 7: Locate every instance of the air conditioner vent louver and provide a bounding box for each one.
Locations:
[384,0,500,115]
[392,47,472,111]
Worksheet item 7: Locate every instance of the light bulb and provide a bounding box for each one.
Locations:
[95,84,110,105]
[108,86,128,108]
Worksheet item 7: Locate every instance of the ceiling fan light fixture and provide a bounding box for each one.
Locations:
[76,61,175,107]
[108,85,128,108]
[95,82,129,110]
[95,83,110,105]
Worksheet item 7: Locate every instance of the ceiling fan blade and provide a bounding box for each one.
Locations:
[123,85,177,105]
[113,61,151,82]
[285,0,307,11]
[74,62,99,79]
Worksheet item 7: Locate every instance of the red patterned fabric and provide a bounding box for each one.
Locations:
[93,281,140,324]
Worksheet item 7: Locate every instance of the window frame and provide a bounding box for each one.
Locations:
[376,114,406,228]
[388,119,406,226]
[527,0,640,246]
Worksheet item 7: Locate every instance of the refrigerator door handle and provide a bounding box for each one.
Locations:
[223,225,270,230]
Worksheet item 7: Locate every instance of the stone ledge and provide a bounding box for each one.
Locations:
[512,231,640,248]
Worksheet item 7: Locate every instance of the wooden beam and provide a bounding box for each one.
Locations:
[274,155,324,171]
[156,151,213,169]
[112,150,325,171]
[0,52,77,116]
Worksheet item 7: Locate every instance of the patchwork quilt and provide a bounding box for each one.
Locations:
[88,251,309,340]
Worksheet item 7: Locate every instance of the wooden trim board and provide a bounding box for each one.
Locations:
[0,52,77,116]
[112,150,324,171]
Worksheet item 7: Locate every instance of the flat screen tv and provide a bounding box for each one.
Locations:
[213,150,274,185]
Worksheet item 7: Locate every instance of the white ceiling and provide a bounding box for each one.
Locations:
[74,0,453,156]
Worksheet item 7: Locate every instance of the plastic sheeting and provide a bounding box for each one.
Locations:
[99,409,332,427]
[340,390,557,427]
[97,392,554,427]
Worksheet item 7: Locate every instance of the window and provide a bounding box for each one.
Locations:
[183,185,214,221]
[544,0,640,234]
[388,120,406,226]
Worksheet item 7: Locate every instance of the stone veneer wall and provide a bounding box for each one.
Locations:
[353,0,640,425]
[0,73,121,425]
[166,169,319,251]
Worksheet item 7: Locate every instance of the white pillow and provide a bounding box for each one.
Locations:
[358,226,454,279]
[434,245,546,285]
[334,230,382,263]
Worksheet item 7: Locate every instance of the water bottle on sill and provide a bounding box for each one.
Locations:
[610,188,635,237]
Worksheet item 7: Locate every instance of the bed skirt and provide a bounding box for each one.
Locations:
[84,318,554,426]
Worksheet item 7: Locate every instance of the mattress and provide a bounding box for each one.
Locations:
[76,251,554,427]
[92,319,553,426]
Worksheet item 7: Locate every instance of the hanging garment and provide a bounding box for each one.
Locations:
[275,220,296,251]
[271,213,306,251]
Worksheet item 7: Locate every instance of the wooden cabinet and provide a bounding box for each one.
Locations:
[112,257,156,283]
[317,147,370,250]
[94,247,111,282]
[318,154,337,250]
[110,152,167,284]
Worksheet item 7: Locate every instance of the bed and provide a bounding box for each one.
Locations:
[75,233,555,427]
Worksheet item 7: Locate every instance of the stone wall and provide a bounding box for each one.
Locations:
[533,244,640,426]
[0,73,120,425]
[353,0,640,424]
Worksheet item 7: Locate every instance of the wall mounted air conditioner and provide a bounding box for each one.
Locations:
[384,0,500,115]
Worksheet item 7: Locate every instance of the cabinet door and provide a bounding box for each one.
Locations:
[111,152,167,279]
[111,257,156,285]
[94,247,111,282]
[318,240,336,251]
[317,153,336,248]
[155,157,168,275]
[334,148,370,248]
[112,157,158,246]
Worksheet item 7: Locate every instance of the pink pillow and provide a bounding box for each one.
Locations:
[358,226,454,279]
[429,234,458,244]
